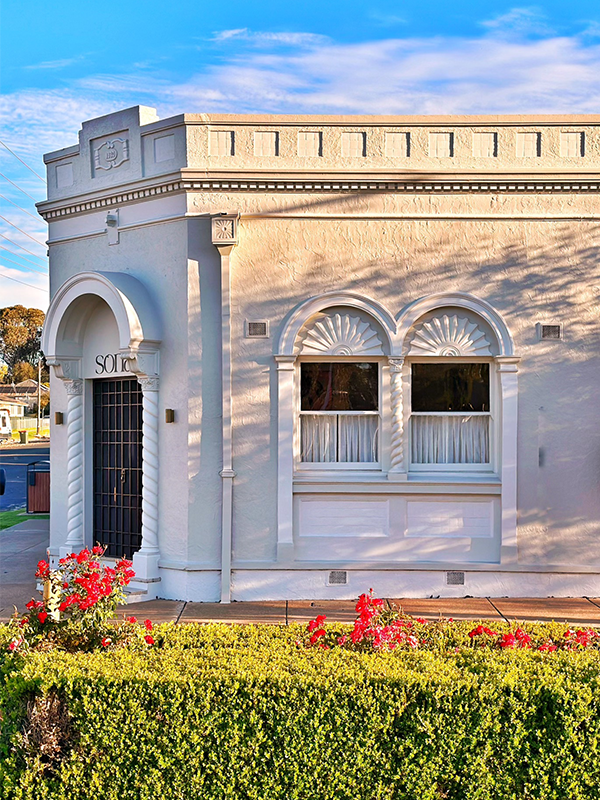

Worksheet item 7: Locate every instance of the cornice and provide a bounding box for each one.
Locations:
[37,168,600,221]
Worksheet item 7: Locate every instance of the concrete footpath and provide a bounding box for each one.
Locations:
[2,519,600,625]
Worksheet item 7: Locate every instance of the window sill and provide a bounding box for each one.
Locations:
[293,472,501,495]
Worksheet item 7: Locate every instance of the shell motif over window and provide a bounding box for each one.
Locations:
[407,314,492,357]
[296,312,384,356]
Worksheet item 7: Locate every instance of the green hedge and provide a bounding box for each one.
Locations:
[1,622,600,800]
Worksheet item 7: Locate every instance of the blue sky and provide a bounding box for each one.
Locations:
[2,0,600,310]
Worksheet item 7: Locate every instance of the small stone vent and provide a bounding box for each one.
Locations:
[539,324,562,341]
[328,570,348,586]
[446,571,465,586]
[245,320,269,338]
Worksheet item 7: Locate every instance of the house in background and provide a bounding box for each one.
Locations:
[38,106,600,602]
[0,396,27,437]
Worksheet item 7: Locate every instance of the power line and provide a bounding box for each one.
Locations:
[0,232,47,260]
[0,245,47,268]
[0,194,39,222]
[0,140,45,182]
[0,215,46,246]
[0,252,48,275]
[0,172,37,201]
[0,267,47,293]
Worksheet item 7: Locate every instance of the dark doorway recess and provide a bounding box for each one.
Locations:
[93,378,143,559]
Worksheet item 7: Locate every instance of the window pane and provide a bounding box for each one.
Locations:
[412,415,490,464]
[411,363,489,412]
[301,415,337,461]
[339,415,379,462]
[301,363,378,411]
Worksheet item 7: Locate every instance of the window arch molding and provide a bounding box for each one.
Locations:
[276,291,397,357]
[396,292,515,357]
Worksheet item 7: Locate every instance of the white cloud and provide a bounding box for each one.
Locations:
[0,265,48,310]
[24,57,83,71]
[211,29,329,46]
[481,7,554,37]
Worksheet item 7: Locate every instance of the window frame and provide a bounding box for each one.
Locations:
[295,357,383,472]
[406,356,498,475]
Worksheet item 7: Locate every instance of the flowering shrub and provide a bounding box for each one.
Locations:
[7,546,154,653]
[304,589,600,654]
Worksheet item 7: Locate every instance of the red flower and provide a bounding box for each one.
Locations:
[126,616,137,624]
[35,560,50,579]
[76,548,91,564]
[101,637,111,647]
[38,611,48,624]
[144,619,153,631]
[498,633,517,648]
[92,545,104,556]
[8,639,22,652]
[309,629,326,645]
[144,635,155,645]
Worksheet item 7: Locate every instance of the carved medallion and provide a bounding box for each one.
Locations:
[94,138,129,171]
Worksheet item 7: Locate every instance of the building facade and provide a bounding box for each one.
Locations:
[39,106,600,601]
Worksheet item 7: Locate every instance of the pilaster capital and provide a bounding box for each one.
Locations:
[65,379,83,396]
[388,357,405,373]
[211,213,239,250]
[275,355,297,371]
[495,356,521,373]
[138,376,160,392]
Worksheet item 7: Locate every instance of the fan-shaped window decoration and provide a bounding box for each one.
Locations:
[407,314,492,357]
[296,311,384,356]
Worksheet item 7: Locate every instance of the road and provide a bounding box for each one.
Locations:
[0,445,50,510]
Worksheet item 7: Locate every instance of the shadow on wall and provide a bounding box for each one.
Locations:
[192,185,600,567]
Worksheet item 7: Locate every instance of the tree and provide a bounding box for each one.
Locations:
[11,361,36,383]
[0,306,45,382]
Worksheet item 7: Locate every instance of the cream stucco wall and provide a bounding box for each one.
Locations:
[38,106,600,600]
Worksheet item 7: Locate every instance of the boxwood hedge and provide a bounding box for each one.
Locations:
[1,621,599,800]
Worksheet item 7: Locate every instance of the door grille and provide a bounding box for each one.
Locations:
[93,378,143,559]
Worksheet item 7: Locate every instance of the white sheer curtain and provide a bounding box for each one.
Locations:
[301,414,379,463]
[411,415,489,464]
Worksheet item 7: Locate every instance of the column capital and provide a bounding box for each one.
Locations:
[65,379,83,396]
[388,356,405,373]
[138,376,159,392]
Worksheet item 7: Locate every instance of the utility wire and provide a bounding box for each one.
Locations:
[0,245,47,268]
[0,267,47,292]
[0,140,45,182]
[0,252,48,275]
[0,232,47,260]
[0,172,37,201]
[0,215,46,246]
[0,194,40,222]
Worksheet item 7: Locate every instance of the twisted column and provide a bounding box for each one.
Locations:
[139,377,159,555]
[65,380,84,551]
[388,358,405,475]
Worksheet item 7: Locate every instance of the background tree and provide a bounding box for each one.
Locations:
[11,362,36,383]
[0,306,46,382]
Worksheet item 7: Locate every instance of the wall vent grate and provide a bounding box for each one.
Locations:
[446,571,465,586]
[328,570,348,586]
[246,320,269,338]
[540,324,562,340]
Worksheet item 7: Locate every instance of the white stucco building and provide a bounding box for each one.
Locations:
[39,106,600,601]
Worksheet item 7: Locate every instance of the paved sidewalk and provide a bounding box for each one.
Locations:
[124,595,600,626]
[1,518,600,625]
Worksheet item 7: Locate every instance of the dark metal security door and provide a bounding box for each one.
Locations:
[93,378,143,559]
